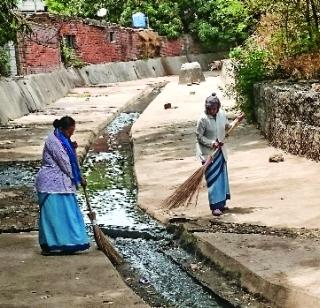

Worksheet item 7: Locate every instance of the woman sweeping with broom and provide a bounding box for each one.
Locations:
[35,116,90,255]
[196,93,244,216]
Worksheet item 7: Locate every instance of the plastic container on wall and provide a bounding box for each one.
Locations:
[132,12,147,28]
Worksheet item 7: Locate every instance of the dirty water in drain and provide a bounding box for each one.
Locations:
[79,113,231,308]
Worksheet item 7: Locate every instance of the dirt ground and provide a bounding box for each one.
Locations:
[0,187,38,232]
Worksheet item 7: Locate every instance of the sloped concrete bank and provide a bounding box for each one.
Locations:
[79,53,225,85]
[0,53,223,125]
[0,68,84,124]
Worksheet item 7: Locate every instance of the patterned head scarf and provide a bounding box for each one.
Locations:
[205,92,221,113]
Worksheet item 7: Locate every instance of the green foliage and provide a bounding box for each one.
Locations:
[0,0,29,45]
[230,45,269,121]
[229,0,320,121]
[45,0,254,47]
[0,47,10,77]
[61,45,85,69]
[247,0,320,57]
[190,0,252,50]
[119,1,183,38]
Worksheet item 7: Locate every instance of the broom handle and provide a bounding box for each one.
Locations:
[83,187,93,214]
[203,116,242,169]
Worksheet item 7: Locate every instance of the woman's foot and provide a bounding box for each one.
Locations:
[212,209,223,216]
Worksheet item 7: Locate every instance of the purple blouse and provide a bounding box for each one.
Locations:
[35,132,77,194]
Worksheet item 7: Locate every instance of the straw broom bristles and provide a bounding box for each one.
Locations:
[162,163,207,210]
[161,117,242,210]
[84,188,123,265]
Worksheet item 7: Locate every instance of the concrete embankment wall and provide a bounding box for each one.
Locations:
[78,53,225,84]
[0,53,224,125]
[254,81,320,160]
[0,69,84,125]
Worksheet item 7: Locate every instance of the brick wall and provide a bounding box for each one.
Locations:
[16,13,200,75]
[160,37,184,57]
[160,35,201,57]
[17,22,61,75]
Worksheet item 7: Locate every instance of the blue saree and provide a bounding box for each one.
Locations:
[38,192,90,252]
[205,150,230,211]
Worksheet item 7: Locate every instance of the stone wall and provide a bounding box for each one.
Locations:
[254,81,320,160]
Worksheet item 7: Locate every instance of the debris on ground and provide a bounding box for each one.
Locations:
[269,153,284,163]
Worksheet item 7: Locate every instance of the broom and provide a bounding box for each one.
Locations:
[83,187,123,265]
[161,115,243,210]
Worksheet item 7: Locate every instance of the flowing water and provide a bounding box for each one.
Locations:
[79,113,231,308]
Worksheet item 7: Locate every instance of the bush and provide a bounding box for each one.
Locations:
[190,0,253,51]
[0,47,10,77]
[229,45,269,122]
[61,45,85,69]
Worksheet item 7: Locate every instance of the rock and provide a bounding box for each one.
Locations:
[269,154,284,163]
[164,103,172,110]
[312,83,320,92]
[209,60,222,71]
[190,263,200,272]
[139,277,150,285]
[179,62,205,85]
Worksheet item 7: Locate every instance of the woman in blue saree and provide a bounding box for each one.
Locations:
[196,93,243,216]
[35,116,90,254]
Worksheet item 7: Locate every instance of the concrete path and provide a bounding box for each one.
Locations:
[0,232,147,308]
[131,76,320,307]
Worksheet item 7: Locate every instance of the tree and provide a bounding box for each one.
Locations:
[45,0,254,47]
[0,0,27,46]
[188,0,252,50]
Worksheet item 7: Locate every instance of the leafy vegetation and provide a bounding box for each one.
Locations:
[0,0,29,46]
[60,44,85,68]
[230,0,320,120]
[0,47,10,77]
[0,0,30,76]
[45,0,253,48]
[229,44,269,121]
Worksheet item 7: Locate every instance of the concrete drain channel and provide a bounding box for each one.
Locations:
[0,112,263,307]
[79,113,254,308]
